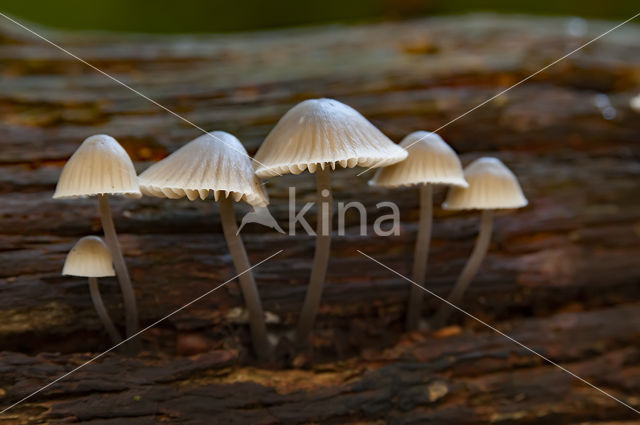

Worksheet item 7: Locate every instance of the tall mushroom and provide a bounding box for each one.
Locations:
[54,134,141,346]
[433,157,527,328]
[370,131,467,331]
[63,236,123,345]
[138,131,271,360]
[253,98,407,346]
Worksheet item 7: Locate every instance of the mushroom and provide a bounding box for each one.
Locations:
[138,131,271,360]
[432,157,527,328]
[254,98,407,345]
[370,131,468,330]
[63,236,123,345]
[54,134,141,345]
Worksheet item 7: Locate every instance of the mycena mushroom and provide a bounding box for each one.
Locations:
[433,157,527,328]
[138,131,271,361]
[253,98,407,346]
[54,134,141,347]
[370,131,467,331]
[63,236,123,345]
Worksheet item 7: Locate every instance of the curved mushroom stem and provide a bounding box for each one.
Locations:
[406,183,433,331]
[88,277,123,345]
[98,194,140,352]
[219,196,271,361]
[295,167,332,346]
[433,209,493,328]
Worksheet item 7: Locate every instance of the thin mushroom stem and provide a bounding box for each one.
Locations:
[406,183,433,330]
[98,194,140,352]
[88,277,123,345]
[295,167,332,346]
[219,196,271,361]
[433,209,494,328]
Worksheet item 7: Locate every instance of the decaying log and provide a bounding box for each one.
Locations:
[0,13,639,423]
[1,303,640,424]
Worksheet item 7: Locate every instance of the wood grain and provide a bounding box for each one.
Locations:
[0,13,639,423]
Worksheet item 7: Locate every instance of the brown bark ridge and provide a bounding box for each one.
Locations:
[0,13,639,423]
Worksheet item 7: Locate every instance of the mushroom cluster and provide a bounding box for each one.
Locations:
[54,134,142,352]
[53,98,527,358]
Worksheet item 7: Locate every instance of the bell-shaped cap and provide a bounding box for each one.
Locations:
[253,98,407,177]
[369,131,468,188]
[63,236,115,278]
[443,157,528,210]
[138,131,268,207]
[53,134,141,199]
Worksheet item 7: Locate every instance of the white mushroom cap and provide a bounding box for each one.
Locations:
[63,236,115,278]
[138,131,268,207]
[53,134,141,199]
[369,131,468,188]
[253,98,408,178]
[443,157,527,210]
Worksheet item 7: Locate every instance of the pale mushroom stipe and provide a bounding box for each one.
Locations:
[138,131,271,361]
[254,98,407,346]
[53,134,141,352]
[433,157,528,328]
[63,236,123,345]
[370,131,468,330]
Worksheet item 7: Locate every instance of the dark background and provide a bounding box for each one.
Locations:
[1,0,637,33]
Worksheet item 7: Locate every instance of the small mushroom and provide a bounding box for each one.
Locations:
[63,236,123,345]
[54,134,141,346]
[433,157,527,328]
[254,98,407,346]
[370,131,467,330]
[138,131,271,361]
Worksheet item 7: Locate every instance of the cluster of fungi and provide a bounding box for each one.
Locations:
[55,98,527,360]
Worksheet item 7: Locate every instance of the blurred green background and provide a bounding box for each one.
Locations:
[1,0,636,33]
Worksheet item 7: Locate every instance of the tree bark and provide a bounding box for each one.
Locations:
[0,13,639,423]
[1,303,639,423]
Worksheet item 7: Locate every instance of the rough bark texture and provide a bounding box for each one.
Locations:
[0,13,639,424]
